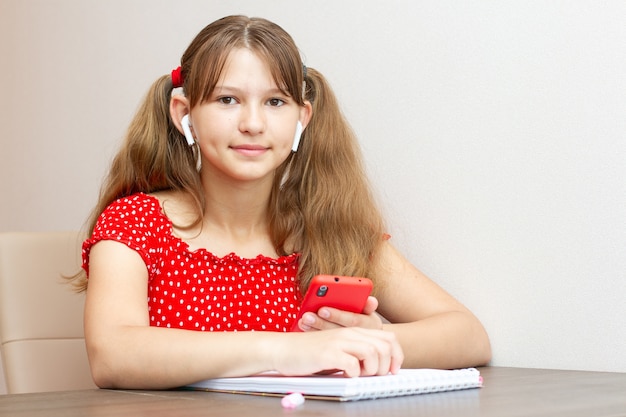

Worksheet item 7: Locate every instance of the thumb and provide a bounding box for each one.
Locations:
[362,296,379,315]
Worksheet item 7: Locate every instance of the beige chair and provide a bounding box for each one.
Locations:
[0,231,96,394]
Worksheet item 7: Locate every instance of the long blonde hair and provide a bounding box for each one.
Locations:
[72,15,385,293]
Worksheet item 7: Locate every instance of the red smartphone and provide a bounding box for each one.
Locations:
[290,275,373,332]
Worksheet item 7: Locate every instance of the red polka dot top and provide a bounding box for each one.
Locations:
[82,193,300,332]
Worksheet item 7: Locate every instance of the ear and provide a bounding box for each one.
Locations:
[170,94,191,134]
[299,101,313,129]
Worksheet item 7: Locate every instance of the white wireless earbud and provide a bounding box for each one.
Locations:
[291,121,304,152]
[181,114,195,146]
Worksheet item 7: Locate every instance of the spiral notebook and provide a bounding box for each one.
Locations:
[186,367,482,402]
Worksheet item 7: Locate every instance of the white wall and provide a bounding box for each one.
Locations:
[1,0,625,373]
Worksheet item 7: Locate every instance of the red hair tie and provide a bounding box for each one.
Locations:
[171,66,183,88]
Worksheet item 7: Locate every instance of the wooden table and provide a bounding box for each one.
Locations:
[1,367,625,416]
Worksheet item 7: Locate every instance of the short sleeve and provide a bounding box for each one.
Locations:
[82,193,166,278]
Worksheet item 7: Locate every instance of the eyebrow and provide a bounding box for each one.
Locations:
[213,85,290,97]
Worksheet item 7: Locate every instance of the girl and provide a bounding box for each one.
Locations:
[73,15,491,389]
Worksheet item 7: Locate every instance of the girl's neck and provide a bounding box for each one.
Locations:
[200,169,273,230]
[187,169,276,258]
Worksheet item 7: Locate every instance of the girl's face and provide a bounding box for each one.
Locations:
[190,48,308,185]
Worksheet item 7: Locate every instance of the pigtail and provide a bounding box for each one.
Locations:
[274,68,386,294]
[92,74,202,228]
[69,75,203,291]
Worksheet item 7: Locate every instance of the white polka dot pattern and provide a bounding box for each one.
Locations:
[83,193,300,332]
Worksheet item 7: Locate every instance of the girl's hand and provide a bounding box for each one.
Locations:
[275,327,403,377]
[296,296,384,331]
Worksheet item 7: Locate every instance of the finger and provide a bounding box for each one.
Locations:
[317,307,360,328]
[317,306,382,330]
[300,311,340,331]
[357,330,403,376]
[296,319,313,331]
[340,356,362,378]
[390,346,404,374]
[386,332,404,374]
[317,341,361,377]
[362,296,379,315]
[357,343,381,376]
[333,329,395,376]
[360,335,394,376]
[375,341,393,376]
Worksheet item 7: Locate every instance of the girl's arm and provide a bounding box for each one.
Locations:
[84,240,403,389]
[299,241,492,369]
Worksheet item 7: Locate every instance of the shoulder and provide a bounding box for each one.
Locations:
[93,192,168,241]
[83,192,172,277]
[102,192,162,218]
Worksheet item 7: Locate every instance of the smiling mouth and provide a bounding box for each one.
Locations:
[231,145,269,156]
[231,145,268,151]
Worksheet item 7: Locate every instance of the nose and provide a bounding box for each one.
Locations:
[239,103,265,135]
